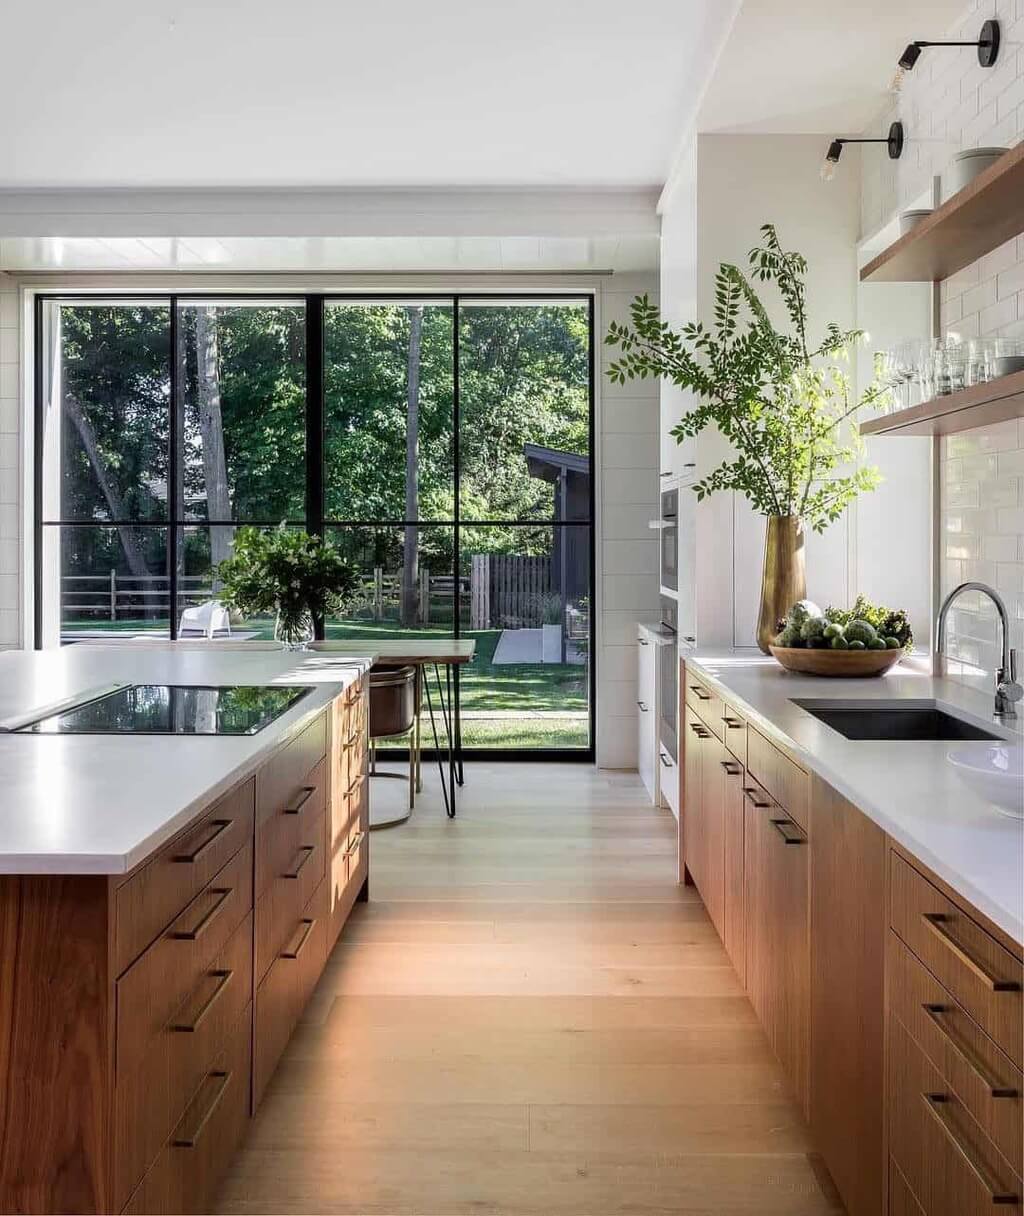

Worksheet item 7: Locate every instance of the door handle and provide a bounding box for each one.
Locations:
[921,1004,1018,1098]
[743,788,772,809]
[688,685,711,701]
[637,701,648,712]
[922,913,1021,992]
[720,761,742,776]
[770,817,806,845]
[170,970,234,1034]
[283,786,316,816]
[659,752,672,768]
[282,844,316,881]
[174,819,230,864]
[921,1092,1019,1204]
[170,887,232,941]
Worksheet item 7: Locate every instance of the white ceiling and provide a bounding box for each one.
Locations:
[2,0,736,190]
[697,0,965,135]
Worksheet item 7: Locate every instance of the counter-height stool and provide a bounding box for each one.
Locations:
[368,664,418,829]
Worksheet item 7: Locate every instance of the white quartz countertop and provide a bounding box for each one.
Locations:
[0,646,374,875]
[686,653,1024,945]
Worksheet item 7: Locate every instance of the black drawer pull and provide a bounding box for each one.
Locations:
[172,1070,232,1149]
[282,918,316,960]
[922,913,1021,992]
[637,701,648,712]
[171,886,232,941]
[283,844,316,880]
[922,1092,1019,1204]
[170,969,234,1034]
[283,786,315,816]
[770,817,805,845]
[174,818,231,864]
[688,685,711,701]
[922,1004,1019,1098]
[720,760,742,776]
[743,788,772,809]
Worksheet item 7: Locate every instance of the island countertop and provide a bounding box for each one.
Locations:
[685,652,1024,946]
[0,646,374,876]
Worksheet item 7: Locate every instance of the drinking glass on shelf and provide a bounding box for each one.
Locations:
[965,339,994,387]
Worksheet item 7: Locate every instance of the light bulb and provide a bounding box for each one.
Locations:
[820,158,837,182]
[890,66,906,95]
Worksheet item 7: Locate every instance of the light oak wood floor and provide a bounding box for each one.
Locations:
[216,763,841,1215]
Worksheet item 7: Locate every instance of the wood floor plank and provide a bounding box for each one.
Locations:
[214,763,831,1215]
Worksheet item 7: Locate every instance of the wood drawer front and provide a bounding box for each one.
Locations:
[114,778,255,976]
[255,810,326,984]
[890,852,1023,1069]
[889,930,1022,1175]
[254,877,328,1108]
[115,911,253,1209]
[123,1007,253,1216]
[889,1160,927,1216]
[684,673,723,739]
[888,1014,1022,1215]
[116,843,253,1080]
[257,711,327,825]
[256,754,327,898]
[719,705,747,767]
[746,727,809,831]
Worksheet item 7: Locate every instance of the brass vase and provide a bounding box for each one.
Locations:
[756,515,806,654]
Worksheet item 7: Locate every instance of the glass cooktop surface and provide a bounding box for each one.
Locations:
[20,684,312,736]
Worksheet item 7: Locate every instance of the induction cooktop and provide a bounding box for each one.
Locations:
[16,684,312,736]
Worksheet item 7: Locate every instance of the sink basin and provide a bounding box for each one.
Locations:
[793,699,1003,742]
[948,745,1024,818]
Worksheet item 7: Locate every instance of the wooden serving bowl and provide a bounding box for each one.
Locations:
[768,645,903,678]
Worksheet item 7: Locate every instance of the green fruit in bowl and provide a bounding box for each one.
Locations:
[867,638,887,650]
[774,626,798,647]
[830,636,849,649]
[787,600,822,629]
[823,622,844,640]
[883,636,901,650]
[847,639,866,651]
[845,619,877,646]
[800,616,827,642]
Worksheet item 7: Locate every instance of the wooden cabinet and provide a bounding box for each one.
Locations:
[743,775,809,1113]
[0,679,369,1216]
[808,780,886,1216]
[719,752,746,985]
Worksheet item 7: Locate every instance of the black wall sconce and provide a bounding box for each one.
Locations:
[821,121,904,181]
[893,20,1000,90]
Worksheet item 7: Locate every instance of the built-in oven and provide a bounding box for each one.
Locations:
[660,489,678,591]
[658,595,677,757]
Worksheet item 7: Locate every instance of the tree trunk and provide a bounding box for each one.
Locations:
[63,391,150,578]
[400,307,423,628]
[195,308,234,573]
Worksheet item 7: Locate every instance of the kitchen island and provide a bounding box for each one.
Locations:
[0,645,373,1215]
[679,651,1023,1216]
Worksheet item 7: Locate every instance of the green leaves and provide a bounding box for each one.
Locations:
[603,224,883,534]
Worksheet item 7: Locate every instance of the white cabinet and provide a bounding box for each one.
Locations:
[637,630,658,804]
[660,387,697,482]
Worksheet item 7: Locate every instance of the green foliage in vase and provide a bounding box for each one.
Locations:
[604,224,889,534]
[214,526,359,632]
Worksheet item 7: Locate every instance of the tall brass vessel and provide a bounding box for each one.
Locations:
[756,515,806,654]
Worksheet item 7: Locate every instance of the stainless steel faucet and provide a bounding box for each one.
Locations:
[936,581,1022,720]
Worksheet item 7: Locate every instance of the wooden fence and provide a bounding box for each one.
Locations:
[470,554,553,630]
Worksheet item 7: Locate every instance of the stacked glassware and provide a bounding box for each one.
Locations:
[874,337,1024,413]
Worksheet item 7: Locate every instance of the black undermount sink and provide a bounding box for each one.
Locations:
[793,699,1003,742]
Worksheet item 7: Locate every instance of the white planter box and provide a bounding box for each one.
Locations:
[541,624,563,663]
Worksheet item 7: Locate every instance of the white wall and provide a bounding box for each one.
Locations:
[596,272,661,768]
[663,134,863,648]
[0,271,19,647]
[860,0,1024,680]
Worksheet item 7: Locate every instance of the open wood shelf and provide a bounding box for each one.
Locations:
[860,143,1024,283]
[860,368,1024,437]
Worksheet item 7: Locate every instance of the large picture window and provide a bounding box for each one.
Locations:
[36,293,594,754]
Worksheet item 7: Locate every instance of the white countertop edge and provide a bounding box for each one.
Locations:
[686,656,1024,946]
[0,651,376,876]
[637,622,674,647]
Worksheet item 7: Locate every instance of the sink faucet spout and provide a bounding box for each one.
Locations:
[936,581,1022,720]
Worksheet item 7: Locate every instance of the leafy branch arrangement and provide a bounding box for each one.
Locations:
[605,224,887,533]
[215,526,359,639]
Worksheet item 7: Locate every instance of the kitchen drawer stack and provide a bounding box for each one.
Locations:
[680,658,1024,1216]
[887,853,1022,1215]
[0,675,370,1216]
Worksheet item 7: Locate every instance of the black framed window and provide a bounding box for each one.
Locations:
[35,292,595,756]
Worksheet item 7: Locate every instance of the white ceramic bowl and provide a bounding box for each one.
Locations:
[899,209,932,237]
[942,147,1007,202]
[947,743,1024,818]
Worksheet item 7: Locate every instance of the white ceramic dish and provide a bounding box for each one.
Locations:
[942,147,1007,201]
[899,209,932,237]
[947,743,1024,818]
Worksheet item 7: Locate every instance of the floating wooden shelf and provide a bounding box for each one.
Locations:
[860,143,1024,283]
[860,368,1024,437]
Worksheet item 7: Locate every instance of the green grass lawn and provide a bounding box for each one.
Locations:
[64,615,590,750]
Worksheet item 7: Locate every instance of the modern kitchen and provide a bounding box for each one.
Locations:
[1,3,1023,1215]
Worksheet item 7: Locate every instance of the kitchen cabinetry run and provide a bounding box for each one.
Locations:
[637,629,658,804]
[679,658,1024,1216]
[0,676,370,1216]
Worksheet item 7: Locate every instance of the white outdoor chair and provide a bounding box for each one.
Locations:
[178,600,232,639]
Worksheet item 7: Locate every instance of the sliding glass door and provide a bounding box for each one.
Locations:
[36,293,594,755]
